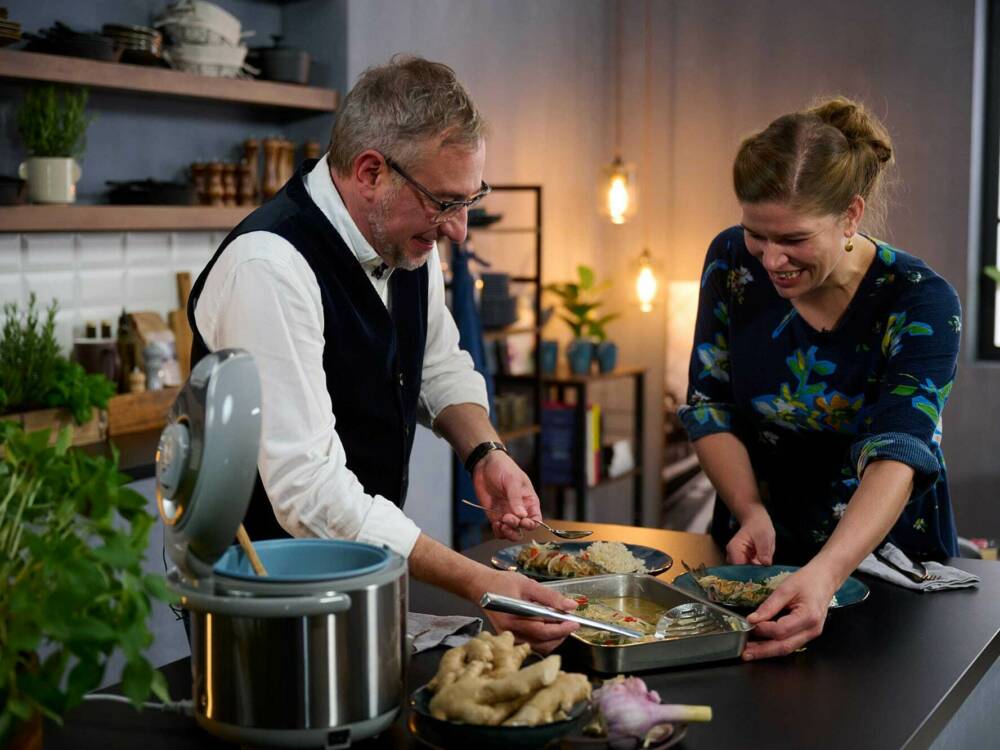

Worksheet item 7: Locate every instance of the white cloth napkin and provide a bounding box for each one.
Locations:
[408,612,483,654]
[858,542,980,592]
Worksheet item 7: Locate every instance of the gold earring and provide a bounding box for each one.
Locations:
[844,239,854,253]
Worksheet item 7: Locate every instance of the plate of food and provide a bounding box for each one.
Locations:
[672,564,870,610]
[491,540,672,581]
[408,631,591,750]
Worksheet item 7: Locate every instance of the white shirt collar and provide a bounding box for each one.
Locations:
[304,153,392,280]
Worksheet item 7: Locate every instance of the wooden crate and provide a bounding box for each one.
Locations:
[107,388,180,436]
[3,407,107,446]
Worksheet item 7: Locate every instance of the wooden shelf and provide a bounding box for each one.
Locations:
[0,205,255,232]
[498,424,541,442]
[108,387,179,437]
[482,325,540,342]
[0,49,339,112]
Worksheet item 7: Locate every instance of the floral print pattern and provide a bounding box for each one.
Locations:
[680,227,962,561]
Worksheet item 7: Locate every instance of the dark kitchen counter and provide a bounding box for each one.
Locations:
[45,523,1000,749]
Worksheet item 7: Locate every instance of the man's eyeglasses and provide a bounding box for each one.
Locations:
[385,156,491,224]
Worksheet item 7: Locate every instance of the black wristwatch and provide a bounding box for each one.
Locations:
[464,441,508,475]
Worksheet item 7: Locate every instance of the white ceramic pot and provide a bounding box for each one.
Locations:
[18,157,81,204]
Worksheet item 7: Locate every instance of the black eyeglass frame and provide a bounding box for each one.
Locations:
[384,156,491,224]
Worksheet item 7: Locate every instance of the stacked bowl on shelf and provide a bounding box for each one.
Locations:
[154,0,253,78]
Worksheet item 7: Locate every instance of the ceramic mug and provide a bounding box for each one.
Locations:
[539,340,558,374]
[18,157,81,204]
[566,339,594,375]
[596,341,619,373]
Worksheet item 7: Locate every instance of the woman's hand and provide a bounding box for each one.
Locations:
[477,569,579,654]
[741,563,839,660]
[473,450,542,541]
[727,506,776,565]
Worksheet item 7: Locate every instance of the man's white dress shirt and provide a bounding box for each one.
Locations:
[193,155,488,558]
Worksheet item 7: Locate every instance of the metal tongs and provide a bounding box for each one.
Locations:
[479,592,644,639]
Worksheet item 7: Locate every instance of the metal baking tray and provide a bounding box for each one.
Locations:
[544,574,752,673]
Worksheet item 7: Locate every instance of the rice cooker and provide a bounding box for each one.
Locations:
[156,349,407,749]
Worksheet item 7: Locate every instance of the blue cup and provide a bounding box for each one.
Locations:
[566,339,594,375]
[596,341,618,373]
[539,340,558,374]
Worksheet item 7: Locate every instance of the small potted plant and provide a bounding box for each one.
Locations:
[0,294,116,442]
[16,85,92,204]
[544,266,620,375]
[0,420,175,748]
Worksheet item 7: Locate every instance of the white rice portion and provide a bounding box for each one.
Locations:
[585,541,647,574]
[764,571,792,589]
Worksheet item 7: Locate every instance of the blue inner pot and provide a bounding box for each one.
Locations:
[214,539,390,583]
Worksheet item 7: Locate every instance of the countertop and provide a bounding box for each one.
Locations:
[45,522,1000,749]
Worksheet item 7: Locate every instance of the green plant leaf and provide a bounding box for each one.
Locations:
[121,658,155,706]
[577,265,595,289]
[984,266,1000,283]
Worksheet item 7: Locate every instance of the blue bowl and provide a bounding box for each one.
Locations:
[214,539,390,583]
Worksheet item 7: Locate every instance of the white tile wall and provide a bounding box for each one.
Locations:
[0,232,216,352]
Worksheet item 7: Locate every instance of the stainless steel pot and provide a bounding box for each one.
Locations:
[157,350,408,748]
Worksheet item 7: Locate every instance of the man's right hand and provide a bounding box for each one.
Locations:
[474,569,580,654]
[727,506,776,565]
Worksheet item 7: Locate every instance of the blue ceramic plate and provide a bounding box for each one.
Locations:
[491,542,672,581]
[672,564,870,610]
[409,685,588,750]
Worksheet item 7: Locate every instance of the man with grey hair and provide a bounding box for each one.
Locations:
[187,55,577,651]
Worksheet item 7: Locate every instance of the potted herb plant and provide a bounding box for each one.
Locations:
[544,265,620,375]
[0,420,175,748]
[0,294,116,443]
[16,85,92,204]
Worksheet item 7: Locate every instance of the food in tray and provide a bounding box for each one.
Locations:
[425,630,592,726]
[516,540,648,578]
[569,594,743,646]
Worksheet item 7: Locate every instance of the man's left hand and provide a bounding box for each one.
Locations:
[472,450,541,540]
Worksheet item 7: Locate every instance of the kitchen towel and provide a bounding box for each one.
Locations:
[857,542,980,592]
[408,612,483,654]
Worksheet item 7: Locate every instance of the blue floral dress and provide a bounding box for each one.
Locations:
[678,226,962,563]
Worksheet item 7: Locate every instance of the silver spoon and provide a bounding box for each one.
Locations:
[460,499,593,539]
[654,602,731,640]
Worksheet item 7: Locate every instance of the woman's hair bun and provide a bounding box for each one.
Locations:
[808,95,893,164]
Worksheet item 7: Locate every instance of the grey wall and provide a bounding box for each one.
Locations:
[344,0,619,534]
[1,0,346,200]
[608,0,999,536]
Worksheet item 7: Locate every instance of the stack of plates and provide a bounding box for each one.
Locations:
[102,24,164,66]
[0,9,24,47]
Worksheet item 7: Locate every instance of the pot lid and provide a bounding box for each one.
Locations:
[157,349,261,580]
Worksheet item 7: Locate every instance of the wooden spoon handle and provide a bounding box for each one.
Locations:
[236,523,268,576]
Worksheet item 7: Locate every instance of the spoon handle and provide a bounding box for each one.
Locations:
[479,592,644,639]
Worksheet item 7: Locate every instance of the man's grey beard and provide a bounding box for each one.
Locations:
[368,189,422,271]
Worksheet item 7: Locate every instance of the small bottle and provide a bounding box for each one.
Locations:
[116,309,134,393]
[128,366,146,394]
[100,320,112,339]
[85,320,97,338]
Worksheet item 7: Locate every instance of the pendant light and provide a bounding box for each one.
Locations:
[600,0,637,225]
[634,0,658,312]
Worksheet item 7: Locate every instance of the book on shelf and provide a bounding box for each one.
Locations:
[540,400,602,487]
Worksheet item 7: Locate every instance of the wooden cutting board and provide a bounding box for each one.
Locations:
[168,272,193,379]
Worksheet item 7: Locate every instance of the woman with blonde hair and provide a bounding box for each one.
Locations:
[680,97,961,659]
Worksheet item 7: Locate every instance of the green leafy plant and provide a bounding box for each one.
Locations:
[544,265,620,341]
[0,294,116,424]
[16,85,93,158]
[0,421,176,742]
[985,266,1000,284]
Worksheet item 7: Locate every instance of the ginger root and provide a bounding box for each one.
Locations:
[426,631,590,727]
[502,672,592,726]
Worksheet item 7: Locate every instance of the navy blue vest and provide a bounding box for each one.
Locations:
[188,159,428,540]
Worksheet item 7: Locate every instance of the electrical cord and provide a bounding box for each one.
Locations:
[83,693,195,716]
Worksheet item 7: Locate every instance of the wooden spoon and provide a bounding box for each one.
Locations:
[236,523,268,576]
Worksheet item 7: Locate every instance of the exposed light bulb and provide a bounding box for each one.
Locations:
[608,174,630,224]
[599,157,637,224]
[636,249,658,313]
